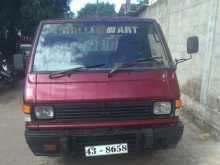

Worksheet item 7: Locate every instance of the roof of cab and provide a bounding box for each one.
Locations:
[40,17,157,24]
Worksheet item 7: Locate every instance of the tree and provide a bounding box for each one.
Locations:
[19,0,72,36]
[0,0,71,62]
[78,2,116,18]
[137,0,149,5]
[0,0,21,59]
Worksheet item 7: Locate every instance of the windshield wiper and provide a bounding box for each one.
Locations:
[108,57,162,77]
[49,64,105,79]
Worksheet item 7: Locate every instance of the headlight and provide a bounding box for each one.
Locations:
[153,102,172,115]
[34,106,54,119]
[24,114,31,122]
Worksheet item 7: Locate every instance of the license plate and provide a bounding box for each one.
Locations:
[85,143,128,157]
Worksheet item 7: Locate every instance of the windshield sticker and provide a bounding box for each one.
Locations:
[107,26,138,34]
[43,24,139,35]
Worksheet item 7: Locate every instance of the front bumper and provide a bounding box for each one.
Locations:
[25,121,184,156]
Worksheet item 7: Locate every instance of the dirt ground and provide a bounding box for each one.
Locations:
[0,84,220,165]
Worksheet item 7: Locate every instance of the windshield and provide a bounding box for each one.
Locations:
[33,22,171,72]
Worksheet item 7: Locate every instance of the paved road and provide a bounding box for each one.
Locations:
[0,84,220,165]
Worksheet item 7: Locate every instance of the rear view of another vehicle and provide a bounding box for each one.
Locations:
[14,44,32,73]
[23,18,183,157]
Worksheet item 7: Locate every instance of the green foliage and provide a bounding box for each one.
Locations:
[0,0,21,57]
[0,0,71,60]
[78,2,116,18]
[137,0,149,5]
[20,0,72,36]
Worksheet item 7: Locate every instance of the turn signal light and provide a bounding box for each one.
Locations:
[43,144,57,152]
[176,99,183,109]
[23,104,31,114]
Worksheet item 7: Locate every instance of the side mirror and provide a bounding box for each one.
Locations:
[187,36,199,54]
[13,53,24,71]
[176,36,199,64]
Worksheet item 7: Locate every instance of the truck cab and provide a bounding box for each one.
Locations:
[23,17,186,157]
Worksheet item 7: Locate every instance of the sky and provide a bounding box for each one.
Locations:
[70,0,139,14]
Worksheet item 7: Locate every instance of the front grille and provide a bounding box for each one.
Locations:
[53,100,153,121]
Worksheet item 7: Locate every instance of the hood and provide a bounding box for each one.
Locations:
[25,70,180,103]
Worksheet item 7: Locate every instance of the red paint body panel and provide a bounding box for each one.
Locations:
[24,70,180,103]
[24,74,36,103]
[26,117,179,130]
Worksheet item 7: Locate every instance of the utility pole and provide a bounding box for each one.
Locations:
[96,0,99,16]
[126,0,131,15]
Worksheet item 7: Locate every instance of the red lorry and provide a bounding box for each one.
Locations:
[23,17,198,157]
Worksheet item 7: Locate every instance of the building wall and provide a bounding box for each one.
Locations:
[139,0,220,132]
